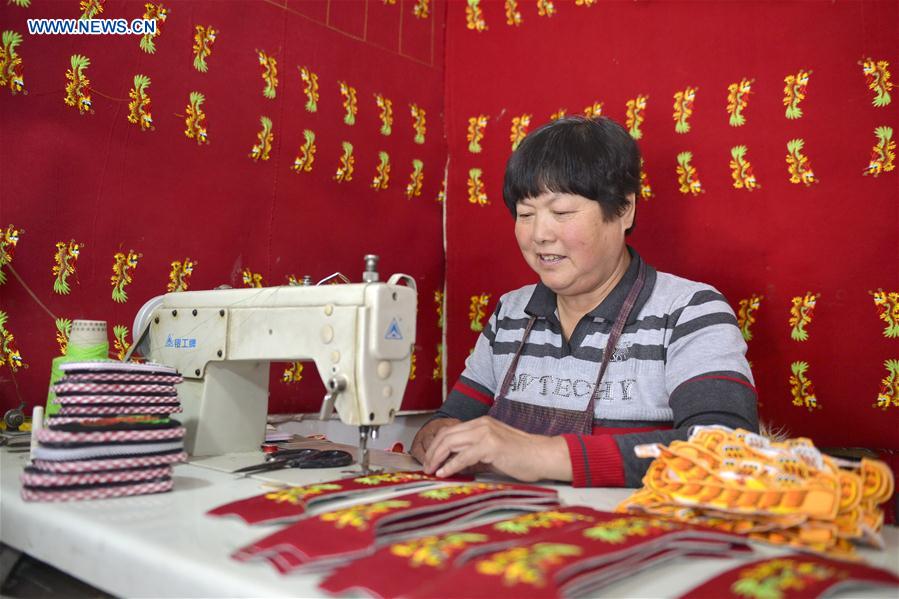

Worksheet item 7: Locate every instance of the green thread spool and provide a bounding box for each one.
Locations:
[46,320,110,416]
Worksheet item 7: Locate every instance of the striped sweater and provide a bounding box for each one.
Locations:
[437,247,758,487]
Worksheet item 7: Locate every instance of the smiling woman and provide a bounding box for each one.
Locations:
[411,116,759,488]
[514,193,632,341]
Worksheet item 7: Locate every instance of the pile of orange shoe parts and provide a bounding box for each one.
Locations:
[616,426,894,557]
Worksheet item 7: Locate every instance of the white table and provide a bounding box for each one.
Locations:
[2,448,897,597]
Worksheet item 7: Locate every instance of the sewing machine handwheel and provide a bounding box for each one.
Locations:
[3,402,26,432]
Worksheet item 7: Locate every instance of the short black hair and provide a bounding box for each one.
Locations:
[502,116,641,234]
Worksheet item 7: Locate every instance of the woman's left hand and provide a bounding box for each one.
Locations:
[422,416,572,482]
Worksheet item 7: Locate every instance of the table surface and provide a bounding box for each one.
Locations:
[2,448,898,598]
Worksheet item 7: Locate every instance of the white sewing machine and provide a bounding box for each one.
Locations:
[129,255,416,471]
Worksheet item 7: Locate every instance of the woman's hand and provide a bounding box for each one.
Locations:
[410,418,461,464]
[422,416,572,483]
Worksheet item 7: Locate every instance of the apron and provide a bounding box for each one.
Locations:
[487,259,646,436]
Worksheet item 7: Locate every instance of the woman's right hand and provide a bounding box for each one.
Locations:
[410,418,461,464]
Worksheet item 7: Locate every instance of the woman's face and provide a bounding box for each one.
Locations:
[514,192,633,300]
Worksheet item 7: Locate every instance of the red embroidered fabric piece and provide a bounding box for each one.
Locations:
[406,513,750,599]
[320,505,599,598]
[233,482,559,573]
[680,554,899,599]
[207,471,465,525]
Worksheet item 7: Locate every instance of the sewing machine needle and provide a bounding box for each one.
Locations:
[359,427,370,474]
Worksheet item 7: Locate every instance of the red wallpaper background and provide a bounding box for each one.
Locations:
[444,1,898,450]
[2,1,898,455]
[0,0,447,414]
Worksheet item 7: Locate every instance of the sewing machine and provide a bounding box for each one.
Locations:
[129,255,416,471]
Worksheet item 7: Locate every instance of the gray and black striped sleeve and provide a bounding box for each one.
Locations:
[615,288,759,487]
[433,299,503,422]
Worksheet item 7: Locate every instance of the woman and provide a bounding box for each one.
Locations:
[411,116,758,487]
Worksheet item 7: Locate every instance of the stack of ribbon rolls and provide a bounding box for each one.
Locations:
[21,360,187,501]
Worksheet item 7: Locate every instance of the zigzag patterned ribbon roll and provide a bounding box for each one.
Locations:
[21,479,174,502]
[37,427,185,445]
[60,372,183,384]
[21,466,171,487]
[54,394,181,405]
[57,404,181,416]
[32,440,184,461]
[31,451,187,473]
[53,382,179,395]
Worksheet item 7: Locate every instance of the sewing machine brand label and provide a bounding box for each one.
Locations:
[165,334,197,349]
[384,319,403,340]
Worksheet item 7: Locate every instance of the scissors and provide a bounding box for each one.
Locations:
[233,448,353,475]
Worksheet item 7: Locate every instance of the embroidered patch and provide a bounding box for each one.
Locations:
[789,291,820,341]
[504,0,522,26]
[291,129,316,173]
[298,66,319,112]
[0,224,23,285]
[139,3,168,54]
[466,0,487,31]
[536,0,556,17]
[0,310,25,372]
[467,168,488,205]
[469,293,490,331]
[167,258,195,292]
[625,95,648,139]
[375,93,393,135]
[249,116,273,161]
[869,288,899,338]
[282,361,304,384]
[729,145,760,191]
[726,77,753,127]
[52,240,82,295]
[736,294,763,341]
[639,160,653,201]
[64,54,91,113]
[676,151,703,195]
[790,360,819,410]
[111,250,140,303]
[112,325,130,360]
[410,103,427,144]
[192,25,217,72]
[372,151,391,190]
[127,74,153,131]
[339,81,357,125]
[467,114,489,153]
[433,343,443,380]
[256,49,277,99]
[80,0,104,19]
[673,86,697,133]
[859,57,892,107]
[242,269,263,288]
[874,360,899,411]
[335,141,355,182]
[184,92,209,145]
[863,126,895,177]
[55,318,71,354]
[405,159,424,198]
[583,101,603,118]
[0,30,25,95]
[412,0,429,19]
[786,138,817,186]
[784,69,811,119]
[510,114,531,150]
